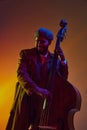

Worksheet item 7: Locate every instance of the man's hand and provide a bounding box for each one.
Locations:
[36,87,51,99]
[55,46,65,61]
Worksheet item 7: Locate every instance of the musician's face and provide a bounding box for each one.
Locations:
[35,37,51,55]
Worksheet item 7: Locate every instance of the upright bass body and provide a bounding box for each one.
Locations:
[38,74,81,130]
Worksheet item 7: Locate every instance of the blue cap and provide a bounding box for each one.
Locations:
[34,28,54,41]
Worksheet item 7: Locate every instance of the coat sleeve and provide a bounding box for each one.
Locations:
[17,50,40,95]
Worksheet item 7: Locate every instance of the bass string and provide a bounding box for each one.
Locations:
[39,100,50,126]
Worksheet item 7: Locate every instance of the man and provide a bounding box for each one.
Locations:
[6,28,68,130]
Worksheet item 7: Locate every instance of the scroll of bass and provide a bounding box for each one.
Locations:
[36,19,81,130]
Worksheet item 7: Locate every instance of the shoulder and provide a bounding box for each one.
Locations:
[19,48,36,57]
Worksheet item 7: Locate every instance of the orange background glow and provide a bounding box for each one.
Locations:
[0,0,87,130]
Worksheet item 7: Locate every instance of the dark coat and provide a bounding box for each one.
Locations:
[6,48,68,130]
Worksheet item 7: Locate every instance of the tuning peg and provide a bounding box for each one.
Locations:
[59,19,67,27]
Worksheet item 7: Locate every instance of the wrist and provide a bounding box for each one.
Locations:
[61,59,67,65]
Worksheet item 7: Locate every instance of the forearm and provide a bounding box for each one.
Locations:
[17,68,40,95]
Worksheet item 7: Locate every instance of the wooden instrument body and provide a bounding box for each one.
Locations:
[40,75,81,130]
[31,75,81,130]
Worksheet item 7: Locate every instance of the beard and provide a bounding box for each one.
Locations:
[36,45,48,55]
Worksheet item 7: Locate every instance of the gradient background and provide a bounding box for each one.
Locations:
[0,0,87,130]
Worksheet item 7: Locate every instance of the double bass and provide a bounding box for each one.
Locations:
[29,19,81,130]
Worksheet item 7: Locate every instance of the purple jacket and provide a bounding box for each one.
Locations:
[6,47,68,130]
